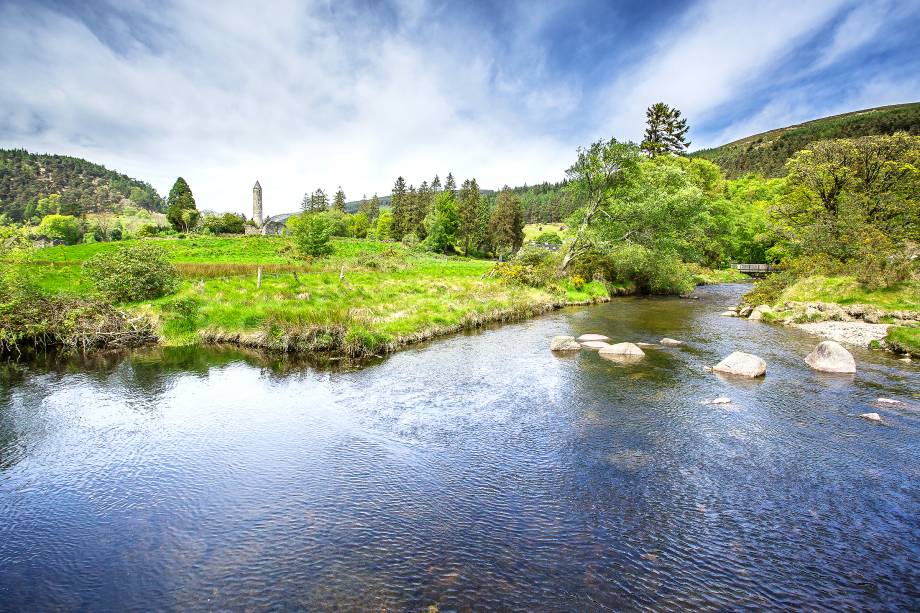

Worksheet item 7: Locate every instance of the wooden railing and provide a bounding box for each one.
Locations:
[734,263,778,275]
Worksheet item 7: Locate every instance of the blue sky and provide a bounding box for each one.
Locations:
[1,0,918,215]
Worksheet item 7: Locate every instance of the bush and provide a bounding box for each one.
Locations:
[609,244,694,295]
[533,231,562,245]
[135,224,172,238]
[287,213,333,258]
[36,214,82,245]
[401,232,420,248]
[493,244,558,287]
[203,213,245,234]
[83,243,179,303]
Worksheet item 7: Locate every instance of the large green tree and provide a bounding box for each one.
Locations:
[489,188,524,258]
[390,177,408,239]
[641,102,690,157]
[333,187,347,212]
[423,191,461,253]
[166,177,198,232]
[458,178,481,255]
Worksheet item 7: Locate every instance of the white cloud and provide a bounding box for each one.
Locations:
[813,1,890,70]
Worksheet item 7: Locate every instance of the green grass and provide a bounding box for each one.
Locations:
[20,235,608,357]
[885,326,920,357]
[777,275,920,312]
[690,266,748,285]
[523,223,567,242]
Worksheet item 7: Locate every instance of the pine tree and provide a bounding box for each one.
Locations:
[431,174,442,192]
[390,177,408,239]
[300,192,310,212]
[444,172,456,195]
[489,187,524,258]
[368,194,380,220]
[414,180,431,238]
[166,177,198,232]
[641,102,690,156]
[310,188,328,212]
[333,187,346,212]
[458,177,481,255]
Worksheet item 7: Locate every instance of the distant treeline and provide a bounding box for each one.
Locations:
[0,149,164,222]
[691,103,920,178]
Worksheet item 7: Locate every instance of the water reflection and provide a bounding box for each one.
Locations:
[1,284,918,610]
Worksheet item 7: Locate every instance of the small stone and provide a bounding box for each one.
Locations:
[876,398,903,405]
[550,335,581,351]
[580,340,611,350]
[713,351,766,377]
[804,341,856,373]
[660,338,683,346]
[636,342,656,347]
[577,333,610,342]
[703,397,731,405]
[860,412,882,423]
[749,305,773,321]
[721,311,738,317]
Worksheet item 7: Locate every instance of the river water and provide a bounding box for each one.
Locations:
[1,284,918,611]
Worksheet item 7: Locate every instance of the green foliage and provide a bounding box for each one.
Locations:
[641,102,690,156]
[489,188,525,257]
[532,231,562,245]
[401,232,419,248]
[83,243,179,303]
[287,213,333,257]
[166,177,198,232]
[458,178,482,255]
[349,212,370,238]
[203,213,245,234]
[422,191,460,253]
[886,326,920,357]
[373,209,394,240]
[692,103,920,178]
[36,214,82,245]
[608,244,694,295]
[332,187,347,212]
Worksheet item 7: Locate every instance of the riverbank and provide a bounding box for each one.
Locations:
[8,236,611,358]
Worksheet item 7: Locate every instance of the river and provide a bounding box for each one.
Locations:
[1,284,918,611]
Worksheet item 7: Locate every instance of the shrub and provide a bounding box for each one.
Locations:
[609,244,694,295]
[287,213,333,258]
[493,245,558,287]
[36,214,82,245]
[533,231,562,245]
[401,232,420,248]
[83,243,179,303]
[203,213,245,234]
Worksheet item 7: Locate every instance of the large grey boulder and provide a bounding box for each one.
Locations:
[599,342,645,357]
[577,333,610,342]
[580,340,611,350]
[713,351,766,377]
[804,340,856,373]
[550,336,581,351]
[749,305,773,321]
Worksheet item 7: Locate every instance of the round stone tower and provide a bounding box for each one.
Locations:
[252,180,263,227]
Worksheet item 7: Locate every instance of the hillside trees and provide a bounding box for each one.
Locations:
[333,187,347,212]
[489,188,524,258]
[166,177,199,232]
[641,102,690,156]
[458,178,481,255]
[390,177,408,239]
[423,191,461,253]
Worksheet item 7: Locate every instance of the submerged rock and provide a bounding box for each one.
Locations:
[660,338,683,346]
[748,305,773,321]
[550,336,581,351]
[721,311,739,317]
[860,412,882,423]
[580,340,611,350]
[876,398,903,405]
[600,342,645,356]
[577,333,610,342]
[713,351,766,377]
[703,397,732,405]
[804,340,856,373]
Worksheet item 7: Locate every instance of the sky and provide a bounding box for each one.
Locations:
[1,0,919,216]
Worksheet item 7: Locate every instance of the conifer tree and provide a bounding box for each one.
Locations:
[333,187,346,212]
[489,187,524,258]
[166,177,198,232]
[367,194,380,221]
[444,172,456,195]
[431,174,442,192]
[641,102,690,156]
[310,188,328,212]
[390,177,408,239]
[300,192,310,212]
[458,177,481,255]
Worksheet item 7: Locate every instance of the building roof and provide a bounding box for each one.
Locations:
[254,180,261,189]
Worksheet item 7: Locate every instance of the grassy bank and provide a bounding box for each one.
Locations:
[885,326,920,357]
[15,236,610,357]
[776,275,919,312]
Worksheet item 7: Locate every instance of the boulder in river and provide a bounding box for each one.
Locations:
[804,340,856,373]
[660,338,683,346]
[712,351,766,377]
[876,398,903,405]
[550,336,581,351]
[860,412,882,423]
[748,305,773,321]
[599,342,645,357]
[703,397,732,405]
[577,333,610,343]
[721,311,739,317]
[580,340,611,350]
[738,305,753,318]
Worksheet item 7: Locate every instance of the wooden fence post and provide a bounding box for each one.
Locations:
[257,266,262,289]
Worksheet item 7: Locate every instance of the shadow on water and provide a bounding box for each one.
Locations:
[1,284,918,610]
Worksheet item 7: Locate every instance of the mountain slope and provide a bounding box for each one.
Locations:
[691,102,920,178]
[0,149,164,222]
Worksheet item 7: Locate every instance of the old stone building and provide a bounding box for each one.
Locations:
[245,180,290,235]
[252,180,263,227]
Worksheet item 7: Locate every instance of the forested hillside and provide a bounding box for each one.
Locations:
[0,149,163,222]
[691,103,920,178]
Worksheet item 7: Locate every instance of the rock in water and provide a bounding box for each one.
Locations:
[804,340,856,373]
[712,352,766,377]
[876,398,903,405]
[580,340,611,350]
[721,311,739,317]
[703,397,731,405]
[550,336,581,351]
[738,305,753,318]
[860,412,882,423]
[599,342,645,357]
[577,333,610,342]
[749,305,773,321]
[660,338,683,346]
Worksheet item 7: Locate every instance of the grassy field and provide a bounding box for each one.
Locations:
[776,275,920,312]
[523,223,568,242]
[21,236,609,357]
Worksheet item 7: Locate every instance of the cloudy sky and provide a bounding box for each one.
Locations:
[2,0,918,215]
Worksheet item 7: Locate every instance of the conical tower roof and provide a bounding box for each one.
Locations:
[254,180,261,189]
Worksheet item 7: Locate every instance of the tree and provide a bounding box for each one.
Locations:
[287,213,333,257]
[641,102,690,157]
[310,189,329,213]
[367,194,381,220]
[559,138,643,270]
[36,214,81,245]
[166,177,198,232]
[444,172,456,195]
[333,187,347,212]
[349,212,370,238]
[489,188,524,258]
[458,178,481,255]
[390,177,408,239]
[412,181,432,238]
[300,192,311,213]
[431,174,442,192]
[422,191,461,253]
[375,209,394,240]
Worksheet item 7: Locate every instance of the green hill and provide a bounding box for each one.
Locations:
[0,148,164,222]
[691,102,920,178]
